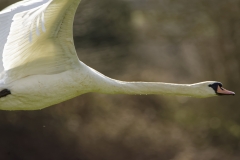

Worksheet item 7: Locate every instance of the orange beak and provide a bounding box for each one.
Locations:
[217,86,235,95]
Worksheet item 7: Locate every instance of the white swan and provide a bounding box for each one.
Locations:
[0,0,235,110]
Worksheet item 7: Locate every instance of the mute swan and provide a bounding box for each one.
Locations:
[0,0,235,110]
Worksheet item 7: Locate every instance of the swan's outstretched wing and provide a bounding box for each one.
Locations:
[0,0,51,74]
[0,0,81,83]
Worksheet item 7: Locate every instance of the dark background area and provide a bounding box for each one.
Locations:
[0,0,240,159]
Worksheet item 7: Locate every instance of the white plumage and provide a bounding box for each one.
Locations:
[0,0,234,110]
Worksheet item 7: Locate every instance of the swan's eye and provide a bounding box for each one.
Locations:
[208,82,223,93]
[0,89,11,98]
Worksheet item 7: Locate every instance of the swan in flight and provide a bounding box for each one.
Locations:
[0,0,235,110]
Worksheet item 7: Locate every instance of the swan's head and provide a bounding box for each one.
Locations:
[191,81,235,98]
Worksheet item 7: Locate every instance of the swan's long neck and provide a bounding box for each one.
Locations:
[82,63,197,97]
[95,78,194,97]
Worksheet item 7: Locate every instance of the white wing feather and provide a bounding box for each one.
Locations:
[0,0,50,73]
[0,0,81,83]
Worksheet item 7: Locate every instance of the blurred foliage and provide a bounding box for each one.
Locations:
[0,0,240,160]
[74,0,134,46]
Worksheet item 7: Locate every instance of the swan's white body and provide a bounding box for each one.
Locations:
[0,0,234,110]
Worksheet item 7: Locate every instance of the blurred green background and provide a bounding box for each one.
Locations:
[0,0,240,159]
